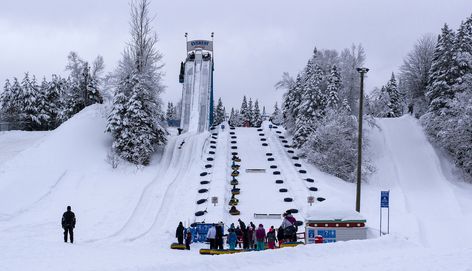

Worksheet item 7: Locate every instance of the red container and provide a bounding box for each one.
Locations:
[314,235,324,244]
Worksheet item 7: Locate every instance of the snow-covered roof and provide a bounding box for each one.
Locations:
[305,201,366,222]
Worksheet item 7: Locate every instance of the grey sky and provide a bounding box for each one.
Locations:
[0,0,471,111]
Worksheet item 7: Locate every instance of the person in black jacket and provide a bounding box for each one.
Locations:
[61,206,76,243]
[215,223,224,250]
[176,222,185,245]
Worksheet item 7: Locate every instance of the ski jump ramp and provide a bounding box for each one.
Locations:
[179,39,214,133]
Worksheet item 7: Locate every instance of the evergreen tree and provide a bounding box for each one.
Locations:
[385,73,403,117]
[45,75,65,129]
[80,62,103,106]
[107,0,166,165]
[247,98,254,126]
[326,65,341,109]
[166,102,174,121]
[240,96,249,126]
[214,98,225,125]
[0,79,13,120]
[18,74,47,130]
[229,107,235,126]
[282,74,303,133]
[426,24,456,113]
[252,100,262,127]
[271,102,283,125]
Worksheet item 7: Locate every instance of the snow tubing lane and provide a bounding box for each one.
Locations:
[309,187,318,191]
[195,211,206,216]
[284,198,293,202]
[273,171,281,175]
[267,157,275,161]
[305,178,314,182]
[200,172,208,176]
[275,180,284,184]
[270,165,277,169]
[279,188,288,193]
[317,197,326,202]
[197,199,207,204]
[200,181,210,185]
[198,189,208,193]
[294,163,301,167]
[299,170,307,174]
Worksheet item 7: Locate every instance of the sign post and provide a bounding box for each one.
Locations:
[211,196,218,206]
[307,196,315,206]
[380,190,390,236]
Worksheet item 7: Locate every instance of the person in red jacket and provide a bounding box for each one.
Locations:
[255,224,266,251]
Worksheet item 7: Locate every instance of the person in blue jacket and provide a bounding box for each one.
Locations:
[227,228,238,250]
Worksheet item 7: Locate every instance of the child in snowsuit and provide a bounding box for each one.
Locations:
[227,228,238,250]
[267,226,277,249]
[185,229,192,250]
[277,227,284,247]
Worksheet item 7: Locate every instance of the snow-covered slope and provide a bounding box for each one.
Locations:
[0,109,471,271]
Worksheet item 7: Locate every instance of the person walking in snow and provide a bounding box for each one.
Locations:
[61,206,76,243]
[267,226,277,249]
[247,225,255,249]
[255,224,266,251]
[281,212,297,242]
[176,222,185,245]
[227,228,238,250]
[235,226,243,248]
[185,229,192,250]
[206,224,217,249]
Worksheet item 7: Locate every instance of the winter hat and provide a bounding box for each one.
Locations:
[259,224,263,227]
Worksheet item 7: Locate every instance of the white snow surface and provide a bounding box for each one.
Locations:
[0,107,471,270]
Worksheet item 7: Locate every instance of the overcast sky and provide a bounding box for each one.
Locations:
[1,0,471,111]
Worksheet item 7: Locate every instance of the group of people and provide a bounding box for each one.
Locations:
[176,212,299,251]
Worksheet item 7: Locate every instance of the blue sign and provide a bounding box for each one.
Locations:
[381,191,389,208]
[317,229,336,239]
[189,223,215,243]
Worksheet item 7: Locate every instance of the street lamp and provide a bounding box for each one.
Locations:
[355,67,369,213]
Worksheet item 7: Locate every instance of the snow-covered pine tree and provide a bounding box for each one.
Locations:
[166,102,174,121]
[246,98,253,127]
[271,102,283,125]
[452,17,472,93]
[282,74,303,134]
[293,60,325,147]
[18,74,47,130]
[107,0,166,165]
[385,73,403,117]
[0,79,12,121]
[80,63,103,106]
[252,100,262,127]
[45,75,66,129]
[229,107,235,126]
[326,65,341,109]
[214,98,225,125]
[240,96,249,126]
[425,24,456,113]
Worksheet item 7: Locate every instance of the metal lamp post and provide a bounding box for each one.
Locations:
[355,67,369,212]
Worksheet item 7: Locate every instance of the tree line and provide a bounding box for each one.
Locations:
[0,52,104,131]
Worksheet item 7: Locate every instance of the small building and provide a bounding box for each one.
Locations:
[305,209,367,244]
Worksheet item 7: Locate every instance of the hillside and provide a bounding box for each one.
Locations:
[0,105,471,270]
